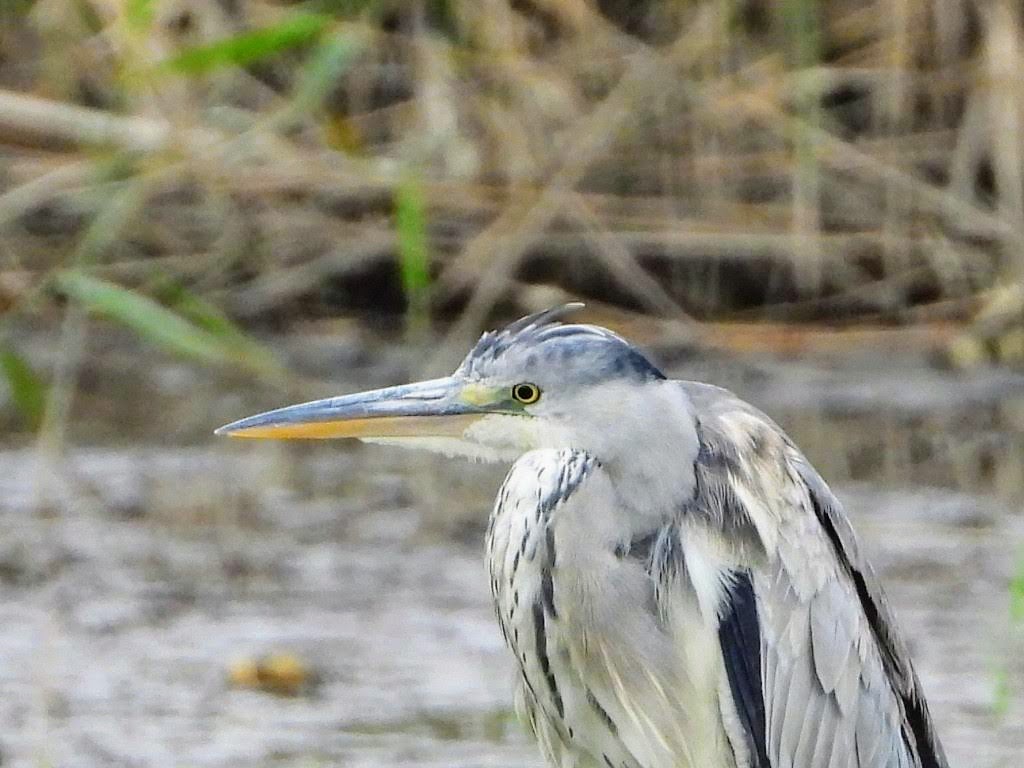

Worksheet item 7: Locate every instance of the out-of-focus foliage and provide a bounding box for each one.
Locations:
[0,347,46,429]
[290,30,365,116]
[4,0,1024,413]
[5,0,1021,325]
[125,0,156,32]
[157,12,331,75]
[1011,553,1024,625]
[396,176,431,334]
[54,271,280,377]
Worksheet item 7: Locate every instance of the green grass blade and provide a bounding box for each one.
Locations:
[157,281,283,377]
[395,177,431,333]
[0,347,47,429]
[159,13,331,75]
[55,271,230,365]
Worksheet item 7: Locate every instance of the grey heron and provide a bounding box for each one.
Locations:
[217,304,948,768]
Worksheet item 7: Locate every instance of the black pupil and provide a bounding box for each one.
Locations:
[516,385,535,401]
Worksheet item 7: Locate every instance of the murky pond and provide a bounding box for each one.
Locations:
[1,334,1022,767]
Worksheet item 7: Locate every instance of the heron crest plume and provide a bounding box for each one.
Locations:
[459,302,666,384]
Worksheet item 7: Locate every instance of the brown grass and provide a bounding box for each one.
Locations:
[1,0,1023,338]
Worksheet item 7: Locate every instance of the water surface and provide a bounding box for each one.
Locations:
[1,339,1021,767]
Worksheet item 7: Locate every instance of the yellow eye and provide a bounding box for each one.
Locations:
[512,382,541,405]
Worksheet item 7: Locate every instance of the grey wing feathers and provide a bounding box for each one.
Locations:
[761,530,911,768]
[796,460,949,768]
[682,382,948,768]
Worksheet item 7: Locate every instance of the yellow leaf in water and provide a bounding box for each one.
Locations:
[227,651,313,696]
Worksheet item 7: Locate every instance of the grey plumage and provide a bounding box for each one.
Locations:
[219,305,949,768]
[488,377,945,768]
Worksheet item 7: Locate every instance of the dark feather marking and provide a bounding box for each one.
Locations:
[624,529,659,563]
[545,522,558,567]
[586,689,619,737]
[532,600,564,718]
[542,525,558,618]
[719,571,771,768]
[540,570,556,619]
[518,656,540,702]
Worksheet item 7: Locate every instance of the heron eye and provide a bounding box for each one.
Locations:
[512,382,541,404]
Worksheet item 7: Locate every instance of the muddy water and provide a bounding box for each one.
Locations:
[1,343,1022,767]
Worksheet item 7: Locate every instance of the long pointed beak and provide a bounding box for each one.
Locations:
[215,377,486,440]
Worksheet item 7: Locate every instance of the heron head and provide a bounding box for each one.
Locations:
[216,304,678,464]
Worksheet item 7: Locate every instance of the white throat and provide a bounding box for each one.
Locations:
[366,380,700,530]
[568,380,699,526]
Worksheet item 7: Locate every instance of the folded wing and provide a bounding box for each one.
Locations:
[682,382,948,768]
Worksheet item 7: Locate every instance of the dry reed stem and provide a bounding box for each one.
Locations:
[562,191,695,322]
[740,94,1017,242]
[1,0,1023,338]
[428,8,721,372]
[0,89,222,153]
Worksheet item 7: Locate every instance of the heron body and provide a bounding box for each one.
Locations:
[218,305,948,768]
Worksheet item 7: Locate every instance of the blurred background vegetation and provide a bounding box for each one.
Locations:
[5,0,1024,399]
[2,1,1024,766]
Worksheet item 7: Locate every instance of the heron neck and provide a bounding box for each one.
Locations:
[576,380,700,529]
